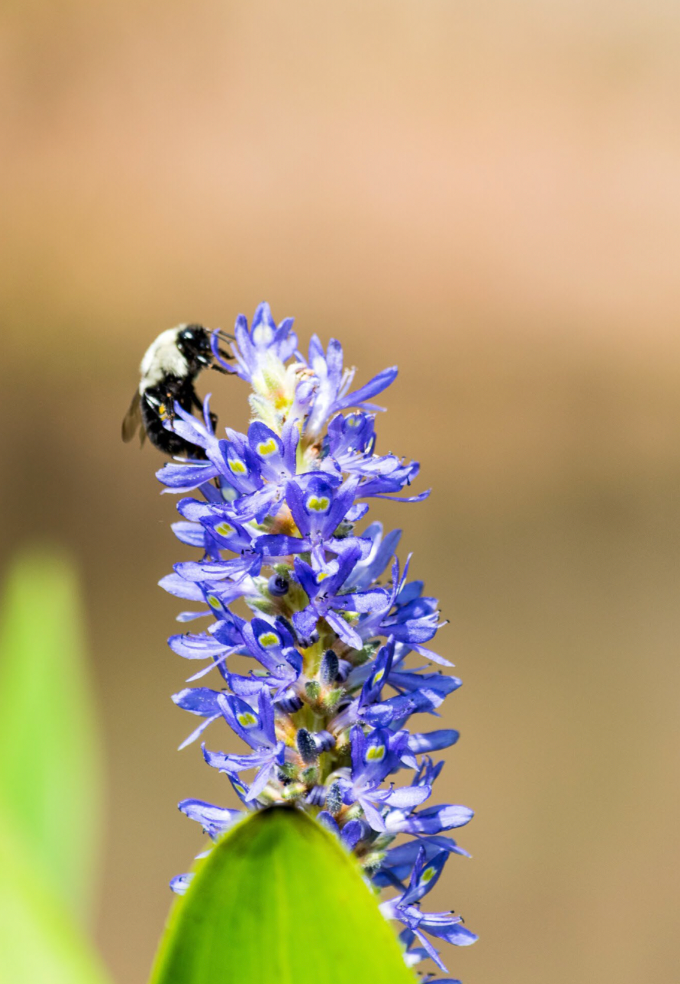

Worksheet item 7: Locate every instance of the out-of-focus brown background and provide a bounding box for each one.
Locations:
[2,1,680,981]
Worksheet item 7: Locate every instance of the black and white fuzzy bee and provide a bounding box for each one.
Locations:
[122,323,232,456]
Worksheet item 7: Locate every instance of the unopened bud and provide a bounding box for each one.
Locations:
[305,785,327,807]
[296,727,318,764]
[275,693,303,714]
[320,649,340,685]
[336,658,351,683]
[326,781,343,817]
[314,730,336,753]
[301,766,319,786]
[305,680,321,702]
[267,574,289,597]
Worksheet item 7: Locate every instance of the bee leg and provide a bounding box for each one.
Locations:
[150,390,176,426]
[163,397,176,423]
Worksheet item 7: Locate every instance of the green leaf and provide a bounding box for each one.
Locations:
[0,810,110,984]
[0,548,103,921]
[149,807,417,984]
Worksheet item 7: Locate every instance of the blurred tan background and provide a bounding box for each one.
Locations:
[2,0,680,981]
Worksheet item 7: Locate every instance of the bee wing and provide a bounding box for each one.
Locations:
[121,391,145,446]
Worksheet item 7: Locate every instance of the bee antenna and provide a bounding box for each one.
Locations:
[215,329,235,341]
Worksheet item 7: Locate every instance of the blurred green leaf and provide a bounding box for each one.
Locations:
[0,548,103,921]
[0,810,110,984]
[149,807,416,984]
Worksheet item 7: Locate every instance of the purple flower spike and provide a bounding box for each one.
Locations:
[145,304,475,978]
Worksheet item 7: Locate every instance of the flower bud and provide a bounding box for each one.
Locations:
[296,727,318,764]
[267,574,289,596]
[320,649,340,685]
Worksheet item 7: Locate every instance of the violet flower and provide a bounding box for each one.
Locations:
[155,303,476,978]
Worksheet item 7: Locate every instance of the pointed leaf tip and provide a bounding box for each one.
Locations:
[149,806,417,984]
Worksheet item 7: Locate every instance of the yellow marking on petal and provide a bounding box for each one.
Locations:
[373,668,385,684]
[258,632,280,648]
[422,866,436,884]
[229,458,247,475]
[216,522,234,537]
[366,744,385,762]
[237,712,258,728]
[347,415,361,427]
[317,572,329,582]
[207,595,220,608]
[306,495,330,513]
[234,783,246,795]
[257,438,278,457]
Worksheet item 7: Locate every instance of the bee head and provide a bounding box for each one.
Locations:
[177,324,212,370]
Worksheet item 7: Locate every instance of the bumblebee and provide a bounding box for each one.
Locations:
[122,323,232,456]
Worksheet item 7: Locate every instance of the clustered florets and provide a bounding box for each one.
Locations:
[158,303,476,979]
